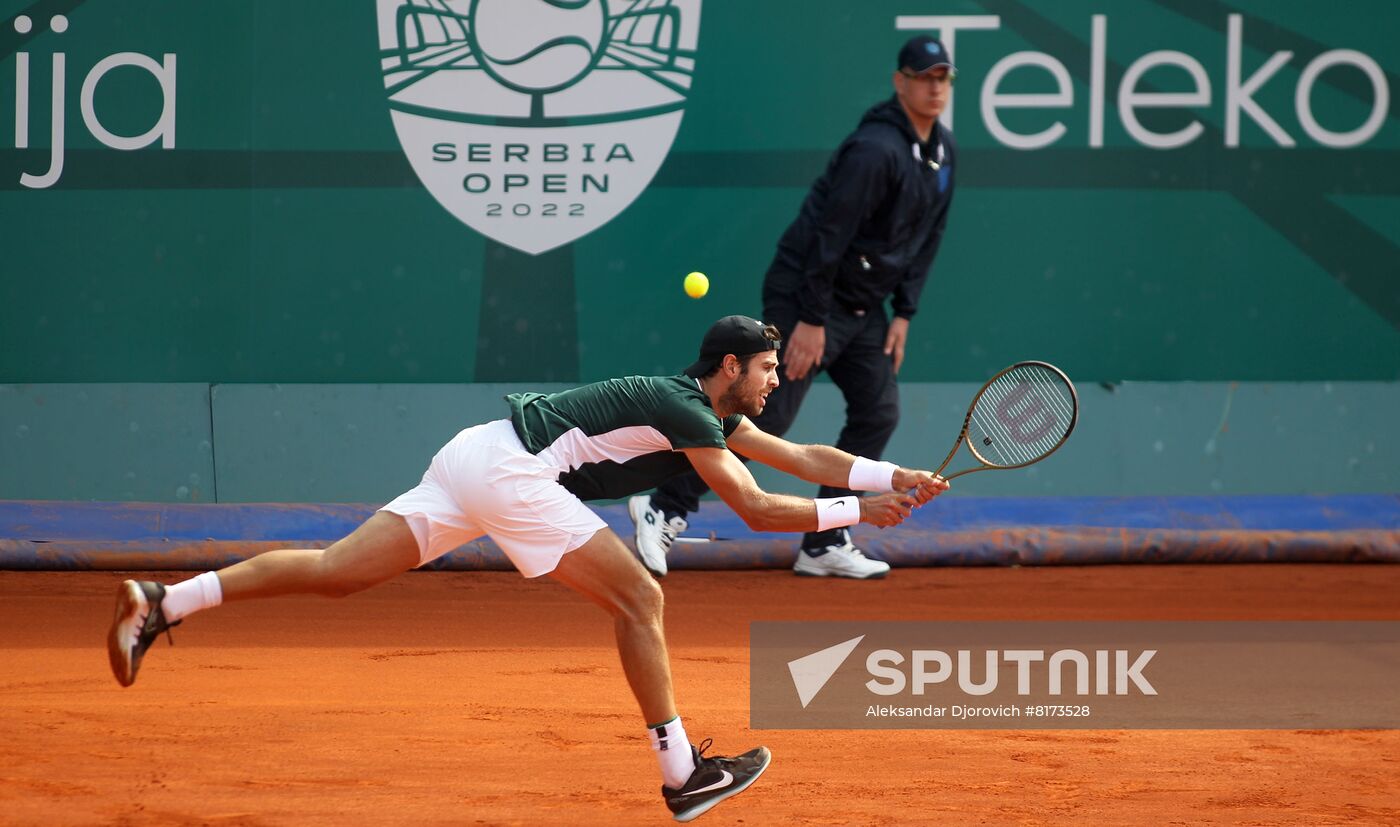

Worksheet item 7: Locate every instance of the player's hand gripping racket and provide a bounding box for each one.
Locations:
[934,361,1078,481]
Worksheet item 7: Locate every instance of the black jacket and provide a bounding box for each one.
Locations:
[764,97,957,326]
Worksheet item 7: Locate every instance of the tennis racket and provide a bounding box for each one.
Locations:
[934,361,1078,481]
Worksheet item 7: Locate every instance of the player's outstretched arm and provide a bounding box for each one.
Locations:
[725,418,949,504]
[683,445,918,532]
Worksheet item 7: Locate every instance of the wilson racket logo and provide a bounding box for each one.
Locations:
[937,361,1078,478]
[993,382,1058,445]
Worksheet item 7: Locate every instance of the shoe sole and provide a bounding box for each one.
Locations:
[107,580,145,687]
[793,566,889,580]
[672,747,772,823]
[626,497,668,579]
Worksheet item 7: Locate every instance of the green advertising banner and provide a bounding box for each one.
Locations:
[2,0,1397,384]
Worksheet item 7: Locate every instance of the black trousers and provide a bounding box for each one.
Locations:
[653,294,901,550]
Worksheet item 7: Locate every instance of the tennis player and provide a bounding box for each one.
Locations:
[107,314,949,822]
[631,35,960,580]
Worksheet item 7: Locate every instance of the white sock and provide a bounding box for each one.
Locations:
[160,571,223,622]
[648,716,696,789]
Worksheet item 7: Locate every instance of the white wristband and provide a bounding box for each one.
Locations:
[848,457,898,492]
[815,496,861,532]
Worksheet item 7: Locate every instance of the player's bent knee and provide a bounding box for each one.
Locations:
[618,574,664,625]
[314,549,399,598]
[310,515,420,598]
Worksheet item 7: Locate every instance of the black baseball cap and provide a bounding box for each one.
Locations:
[683,315,781,379]
[898,35,955,74]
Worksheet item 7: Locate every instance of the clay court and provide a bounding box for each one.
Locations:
[5,564,1398,825]
[5,1,1399,824]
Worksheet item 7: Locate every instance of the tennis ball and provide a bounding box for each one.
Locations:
[471,0,607,94]
[684,271,709,299]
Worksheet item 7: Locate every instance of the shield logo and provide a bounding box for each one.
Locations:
[376,0,700,255]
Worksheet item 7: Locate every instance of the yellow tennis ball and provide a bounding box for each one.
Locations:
[684,271,709,299]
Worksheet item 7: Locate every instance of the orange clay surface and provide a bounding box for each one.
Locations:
[3,565,1399,826]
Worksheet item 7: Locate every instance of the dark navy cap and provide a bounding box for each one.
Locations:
[684,315,781,379]
[897,35,955,74]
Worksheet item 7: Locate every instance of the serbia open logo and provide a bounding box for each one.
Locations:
[376,0,701,255]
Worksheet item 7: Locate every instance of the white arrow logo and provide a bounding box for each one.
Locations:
[787,635,864,708]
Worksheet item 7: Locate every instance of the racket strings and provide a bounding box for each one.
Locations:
[969,402,1031,466]
[993,369,1076,438]
[980,373,1074,458]
[968,367,1075,467]
[987,374,1073,459]
[975,375,1046,464]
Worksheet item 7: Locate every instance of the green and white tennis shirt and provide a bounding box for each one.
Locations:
[506,375,744,501]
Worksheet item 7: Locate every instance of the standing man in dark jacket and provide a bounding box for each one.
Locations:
[630,35,959,579]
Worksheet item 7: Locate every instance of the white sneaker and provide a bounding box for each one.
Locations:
[628,495,687,577]
[792,531,891,579]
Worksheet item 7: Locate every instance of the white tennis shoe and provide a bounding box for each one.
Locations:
[793,530,890,579]
[628,495,687,578]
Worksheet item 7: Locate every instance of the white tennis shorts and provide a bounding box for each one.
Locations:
[379,419,606,577]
